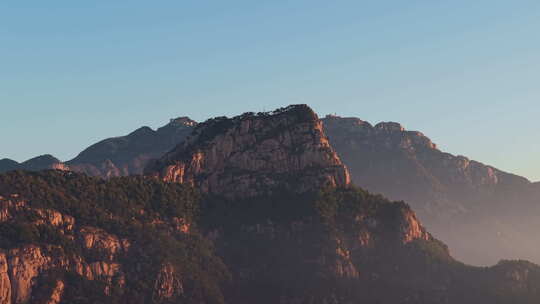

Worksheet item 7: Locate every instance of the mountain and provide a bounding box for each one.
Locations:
[0,155,68,173]
[322,114,540,265]
[1,104,540,303]
[3,106,539,267]
[66,117,197,178]
[146,105,350,198]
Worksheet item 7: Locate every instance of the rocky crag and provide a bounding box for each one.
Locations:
[146,105,350,198]
[0,171,226,304]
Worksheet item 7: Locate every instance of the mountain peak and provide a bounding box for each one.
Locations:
[127,126,155,138]
[24,154,60,163]
[146,105,350,198]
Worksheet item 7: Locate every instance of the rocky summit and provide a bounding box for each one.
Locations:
[146,105,350,198]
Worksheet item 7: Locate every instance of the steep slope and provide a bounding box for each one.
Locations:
[202,188,540,304]
[0,170,227,304]
[322,114,539,265]
[146,105,350,198]
[67,117,196,178]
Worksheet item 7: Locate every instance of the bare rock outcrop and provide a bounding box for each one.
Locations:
[79,227,129,261]
[153,263,183,301]
[0,195,183,304]
[7,246,57,304]
[43,280,64,304]
[0,254,11,304]
[146,105,350,198]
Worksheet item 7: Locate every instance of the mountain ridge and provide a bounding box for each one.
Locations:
[64,117,197,178]
[2,106,539,265]
[322,114,539,265]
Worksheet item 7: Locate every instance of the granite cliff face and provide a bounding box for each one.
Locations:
[0,171,227,304]
[322,115,538,265]
[146,105,350,198]
[66,117,197,178]
[0,194,186,304]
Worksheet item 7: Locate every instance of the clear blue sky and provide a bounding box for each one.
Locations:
[1,1,539,180]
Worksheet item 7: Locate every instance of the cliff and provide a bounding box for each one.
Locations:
[0,171,227,304]
[146,105,350,198]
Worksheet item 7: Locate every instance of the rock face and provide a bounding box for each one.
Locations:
[322,114,538,265]
[0,196,125,304]
[146,105,350,198]
[0,156,68,174]
[153,263,183,302]
[66,117,197,178]
[0,186,200,304]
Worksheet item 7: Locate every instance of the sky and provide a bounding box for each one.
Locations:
[1,1,539,180]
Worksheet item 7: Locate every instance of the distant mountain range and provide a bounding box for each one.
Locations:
[2,105,540,303]
[322,115,540,265]
[0,117,196,178]
[1,107,539,266]
[66,117,197,178]
[0,155,67,172]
